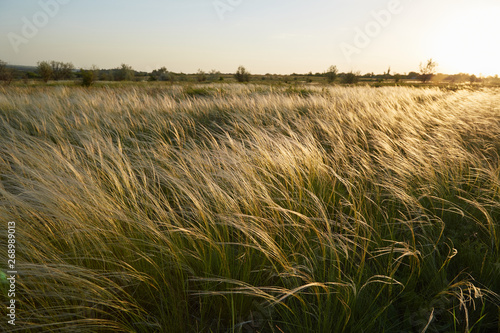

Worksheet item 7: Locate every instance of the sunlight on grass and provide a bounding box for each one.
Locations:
[0,84,499,332]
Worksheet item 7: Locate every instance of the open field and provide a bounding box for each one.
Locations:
[0,84,499,332]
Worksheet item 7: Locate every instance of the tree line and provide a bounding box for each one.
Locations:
[0,61,252,86]
[0,58,496,87]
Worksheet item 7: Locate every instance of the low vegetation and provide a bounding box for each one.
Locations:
[1,58,499,86]
[235,66,251,83]
[0,84,499,332]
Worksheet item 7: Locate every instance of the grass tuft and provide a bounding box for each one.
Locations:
[0,84,499,332]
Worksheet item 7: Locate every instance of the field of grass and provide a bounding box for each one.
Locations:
[0,84,499,332]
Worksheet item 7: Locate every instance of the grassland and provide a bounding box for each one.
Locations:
[0,84,499,332]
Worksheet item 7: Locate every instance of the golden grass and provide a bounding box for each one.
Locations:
[0,84,499,332]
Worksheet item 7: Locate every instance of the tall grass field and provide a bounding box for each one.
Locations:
[0,84,499,332]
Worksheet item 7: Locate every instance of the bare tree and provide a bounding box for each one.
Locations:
[385,66,391,81]
[419,58,437,83]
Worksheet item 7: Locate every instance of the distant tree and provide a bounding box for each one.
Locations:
[469,74,478,84]
[116,64,135,81]
[196,69,207,82]
[394,74,402,83]
[407,71,419,80]
[80,65,99,87]
[177,73,188,82]
[385,66,392,80]
[50,61,74,80]
[419,58,437,83]
[50,61,62,80]
[37,61,53,83]
[234,66,251,82]
[159,68,171,81]
[208,69,221,82]
[325,65,338,83]
[150,67,170,82]
[100,70,114,81]
[0,60,14,85]
[62,62,74,79]
[342,71,359,84]
[81,70,94,87]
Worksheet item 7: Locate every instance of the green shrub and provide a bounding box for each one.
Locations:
[325,65,338,83]
[235,65,251,82]
[80,67,99,87]
[342,71,359,84]
[196,69,207,82]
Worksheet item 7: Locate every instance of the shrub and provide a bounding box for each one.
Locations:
[116,64,135,81]
[208,69,221,82]
[196,69,207,82]
[0,60,14,85]
[419,58,437,83]
[325,65,338,83]
[80,66,99,87]
[37,61,53,83]
[235,66,251,82]
[51,61,75,80]
[150,67,170,82]
[342,72,359,84]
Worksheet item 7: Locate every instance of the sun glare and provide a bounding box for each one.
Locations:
[430,8,499,76]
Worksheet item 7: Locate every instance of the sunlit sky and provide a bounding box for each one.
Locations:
[0,0,499,75]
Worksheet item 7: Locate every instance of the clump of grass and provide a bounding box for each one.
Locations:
[0,84,499,332]
[184,85,212,97]
[183,85,227,98]
[285,85,314,98]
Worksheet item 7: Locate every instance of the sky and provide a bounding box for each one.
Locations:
[0,0,499,76]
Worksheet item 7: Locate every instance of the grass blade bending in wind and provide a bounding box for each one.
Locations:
[0,84,499,332]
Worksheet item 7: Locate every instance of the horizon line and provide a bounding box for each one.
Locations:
[5,62,499,78]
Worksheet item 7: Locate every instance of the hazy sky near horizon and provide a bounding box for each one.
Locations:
[0,0,498,75]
